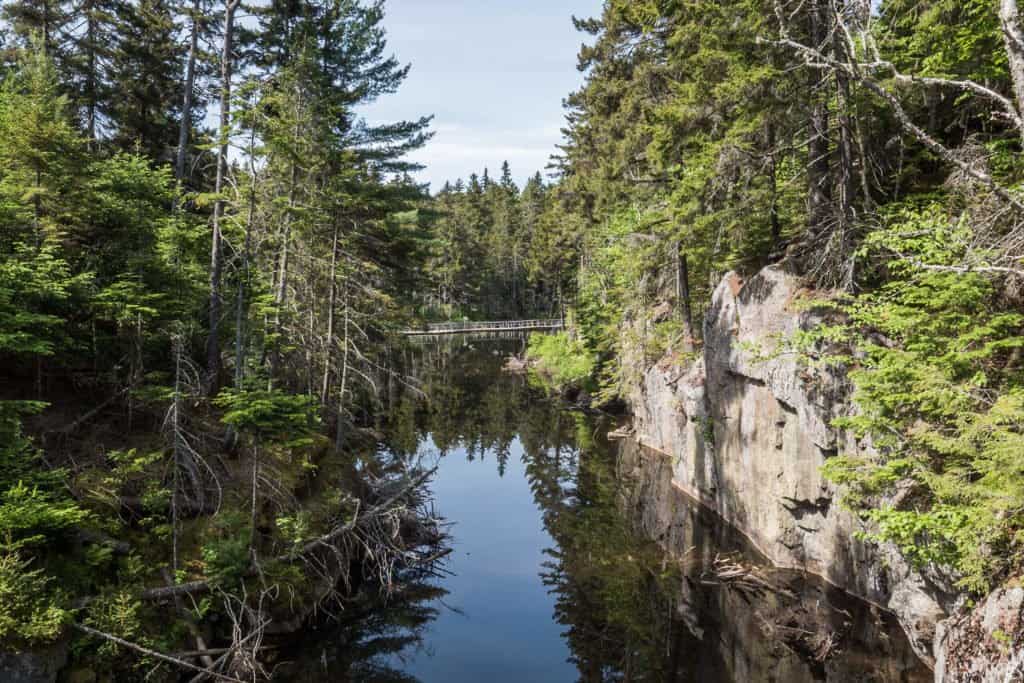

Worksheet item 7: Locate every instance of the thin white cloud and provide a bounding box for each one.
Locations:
[358,0,600,190]
[411,122,564,187]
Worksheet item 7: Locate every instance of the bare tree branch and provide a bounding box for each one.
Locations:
[72,623,246,683]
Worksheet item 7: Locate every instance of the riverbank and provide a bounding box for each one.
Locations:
[615,264,1023,679]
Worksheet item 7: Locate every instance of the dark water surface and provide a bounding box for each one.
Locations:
[280,339,930,682]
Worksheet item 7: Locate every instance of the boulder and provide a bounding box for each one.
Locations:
[0,638,69,683]
[935,586,1024,681]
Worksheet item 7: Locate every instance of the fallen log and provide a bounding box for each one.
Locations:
[72,623,245,683]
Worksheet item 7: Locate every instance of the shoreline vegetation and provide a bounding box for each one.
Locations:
[2,0,1024,678]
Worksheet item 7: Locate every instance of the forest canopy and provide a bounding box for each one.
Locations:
[2,0,1024,677]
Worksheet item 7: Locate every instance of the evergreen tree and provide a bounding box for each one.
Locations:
[106,0,185,160]
[0,0,68,56]
[61,0,119,141]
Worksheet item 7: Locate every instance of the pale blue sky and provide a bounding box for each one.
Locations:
[360,0,603,191]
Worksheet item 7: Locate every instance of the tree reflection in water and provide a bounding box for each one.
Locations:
[282,340,929,682]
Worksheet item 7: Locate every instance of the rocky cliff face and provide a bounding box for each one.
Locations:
[622,265,953,668]
[617,438,931,682]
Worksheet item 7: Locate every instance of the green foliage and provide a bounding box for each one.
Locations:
[880,0,1005,84]
[0,551,68,644]
[81,449,168,527]
[549,0,1024,597]
[0,400,81,646]
[0,2,434,675]
[200,513,251,590]
[0,402,49,489]
[275,511,313,552]
[0,402,87,551]
[0,44,85,243]
[3,0,1024,672]
[526,332,597,393]
[82,590,145,660]
[0,482,89,551]
[575,209,650,357]
[421,166,556,320]
[813,205,1024,592]
[215,387,319,447]
[0,240,83,357]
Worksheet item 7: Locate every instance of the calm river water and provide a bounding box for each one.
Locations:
[279,338,931,682]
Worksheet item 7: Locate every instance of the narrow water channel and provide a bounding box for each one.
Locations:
[279,338,930,682]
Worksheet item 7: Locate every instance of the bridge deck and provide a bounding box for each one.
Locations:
[401,319,563,336]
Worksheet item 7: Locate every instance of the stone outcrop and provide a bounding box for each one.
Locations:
[617,438,932,682]
[623,265,953,667]
[0,638,69,683]
[935,587,1024,681]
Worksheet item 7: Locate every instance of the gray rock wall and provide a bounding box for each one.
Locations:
[623,265,951,667]
[617,439,932,682]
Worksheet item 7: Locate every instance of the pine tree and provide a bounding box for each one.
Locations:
[174,0,216,184]
[205,0,241,392]
[1,0,69,56]
[62,0,118,141]
[107,0,185,161]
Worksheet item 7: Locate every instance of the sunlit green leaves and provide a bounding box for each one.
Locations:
[0,551,69,644]
[215,387,320,447]
[526,331,598,393]
[818,204,1024,592]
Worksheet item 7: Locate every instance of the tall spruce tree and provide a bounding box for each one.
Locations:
[107,0,185,160]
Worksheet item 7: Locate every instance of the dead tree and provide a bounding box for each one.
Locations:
[769,0,1024,277]
[1001,0,1024,141]
[164,335,221,573]
[234,106,260,389]
[321,221,341,405]
[205,0,242,394]
[806,0,833,239]
[675,242,695,351]
[175,0,203,182]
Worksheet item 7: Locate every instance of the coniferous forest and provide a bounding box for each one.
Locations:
[2,0,1024,680]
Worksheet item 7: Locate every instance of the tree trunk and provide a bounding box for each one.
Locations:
[766,120,781,248]
[268,183,294,384]
[271,162,298,376]
[1000,0,1024,145]
[171,341,182,574]
[834,19,857,231]
[205,0,239,395]
[85,1,97,144]
[42,1,52,54]
[321,222,340,404]
[175,0,201,182]
[511,246,519,315]
[233,124,257,388]
[250,443,259,557]
[807,0,832,235]
[334,281,350,452]
[675,243,694,351]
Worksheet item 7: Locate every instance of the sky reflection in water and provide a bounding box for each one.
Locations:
[391,436,576,682]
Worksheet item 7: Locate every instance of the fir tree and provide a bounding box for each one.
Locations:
[106,0,185,160]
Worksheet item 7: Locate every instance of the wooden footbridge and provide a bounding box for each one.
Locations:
[401,319,563,336]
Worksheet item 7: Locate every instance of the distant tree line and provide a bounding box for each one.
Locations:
[417,162,576,321]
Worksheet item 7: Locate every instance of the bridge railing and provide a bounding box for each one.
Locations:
[402,319,564,335]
